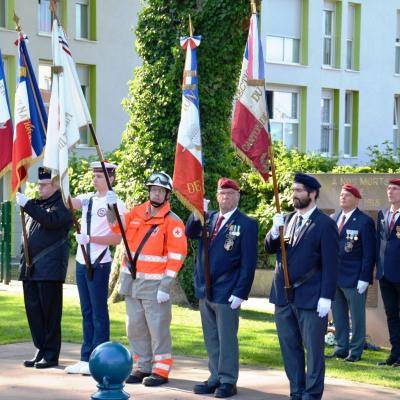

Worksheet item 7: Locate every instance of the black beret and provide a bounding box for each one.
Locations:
[294,172,321,190]
[38,167,52,181]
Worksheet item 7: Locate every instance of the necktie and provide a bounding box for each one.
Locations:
[291,215,303,244]
[389,211,398,232]
[210,215,224,241]
[337,215,346,234]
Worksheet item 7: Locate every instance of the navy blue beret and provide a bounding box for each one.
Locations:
[294,172,321,189]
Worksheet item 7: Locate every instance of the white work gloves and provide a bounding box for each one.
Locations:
[228,295,244,310]
[271,213,284,237]
[357,280,369,294]
[16,192,28,207]
[106,190,117,206]
[75,233,90,246]
[203,198,210,213]
[157,290,170,304]
[317,297,331,318]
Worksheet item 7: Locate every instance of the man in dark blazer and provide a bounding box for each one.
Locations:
[16,167,73,369]
[186,177,258,399]
[328,184,375,362]
[376,178,400,367]
[265,172,338,400]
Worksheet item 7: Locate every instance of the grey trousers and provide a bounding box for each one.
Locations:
[331,286,367,358]
[275,303,327,400]
[125,296,172,374]
[199,298,240,385]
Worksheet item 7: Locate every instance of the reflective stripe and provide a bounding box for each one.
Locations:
[154,353,172,361]
[130,252,168,263]
[154,362,171,371]
[168,252,185,261]
[136,272,164,280]
[165,270,177,278]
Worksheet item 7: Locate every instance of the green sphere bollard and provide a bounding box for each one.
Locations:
[89,341,133,400]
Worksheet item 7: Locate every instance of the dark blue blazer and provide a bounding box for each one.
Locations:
[376,209,400,283]
[331,208,376,288]
[265,208,338,309]
[186,209,258,303]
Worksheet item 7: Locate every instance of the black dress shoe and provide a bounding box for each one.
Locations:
[344,355,361,362]
[142,373,168,387]
[325,351,347,359]
[193,380,220,394]
[377,356,398,366]
[35,359,58,369]
[392,360,400,368]
[214,383,237,398]
[23,358,38,368]
[126,370,151,384]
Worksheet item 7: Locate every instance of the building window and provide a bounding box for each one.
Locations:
[394,96,400,150]
[76,0,89,39]
[396,11,400,74]
[266,36,300,64]
[346,4,355,70]
[320,91,334,155]
[268,89,299,149]
[323,8,334,66]
[38,61,52,113]
[38,0,62,34]
[0,0,7,28]
[77,64,91,145]
[344,91,353,156]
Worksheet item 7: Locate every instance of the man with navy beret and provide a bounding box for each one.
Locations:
[265,172,338,400]
[186,177,258,398]
[376,178,400,367]
[328,184,375,362]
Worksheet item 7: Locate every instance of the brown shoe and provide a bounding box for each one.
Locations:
[142,373,168,387]
[126,370,151,384]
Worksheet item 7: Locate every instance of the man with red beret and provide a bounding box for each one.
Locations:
[376,178,400,367]
[327,184,375,362]
[186,177,258,398]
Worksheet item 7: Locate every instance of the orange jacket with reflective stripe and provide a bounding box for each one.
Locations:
[112,201,187,277]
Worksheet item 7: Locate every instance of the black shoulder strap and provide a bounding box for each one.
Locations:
[86,196,94,263]
[129,224,158,280]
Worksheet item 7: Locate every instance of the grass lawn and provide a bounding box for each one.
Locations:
[0,291,399,389]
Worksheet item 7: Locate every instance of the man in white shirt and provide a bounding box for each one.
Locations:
[65,161,125,375]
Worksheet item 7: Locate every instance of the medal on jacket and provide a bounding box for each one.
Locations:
[344,229,357,252]
[396,226,400,239]
[224,224,239,251]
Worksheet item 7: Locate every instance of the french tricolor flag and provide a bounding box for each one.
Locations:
[0,49,13,179]
[231,12,270,181]
[11,34,47,195]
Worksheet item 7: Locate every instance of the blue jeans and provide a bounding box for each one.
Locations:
[76,261,111,361]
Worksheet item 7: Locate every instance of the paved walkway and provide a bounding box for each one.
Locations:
[1,282,400,399]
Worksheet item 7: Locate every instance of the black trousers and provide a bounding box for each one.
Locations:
[380,277,400,359]
[23,280,63,363]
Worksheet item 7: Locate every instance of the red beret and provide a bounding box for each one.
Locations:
[218,177,240,191]
[342,184,362,199]
[389,178,400,186]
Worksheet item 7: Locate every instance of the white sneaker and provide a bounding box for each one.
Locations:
[65,361,88,374]
[80,363,91,375]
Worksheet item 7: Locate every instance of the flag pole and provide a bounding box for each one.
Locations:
[188,15,211,299]
[249,0,292,301]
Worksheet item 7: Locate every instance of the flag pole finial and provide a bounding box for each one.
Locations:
[188,15,193,37]
[13,12,22,32]
[250,0,257,14]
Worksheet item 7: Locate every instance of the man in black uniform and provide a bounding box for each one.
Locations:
[16,167,73,369]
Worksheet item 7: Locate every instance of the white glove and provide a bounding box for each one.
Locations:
[357,280,369,294]
[16,192,28,207]
[157,290,170,303]
[106,190,117,205]
[75,233,90,246]
[203,198,210,213]
[228,295,244,310]
[271,213,284,236]
[317,297,331,318]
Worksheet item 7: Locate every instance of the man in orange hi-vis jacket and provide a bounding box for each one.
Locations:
[106,171,187,387]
